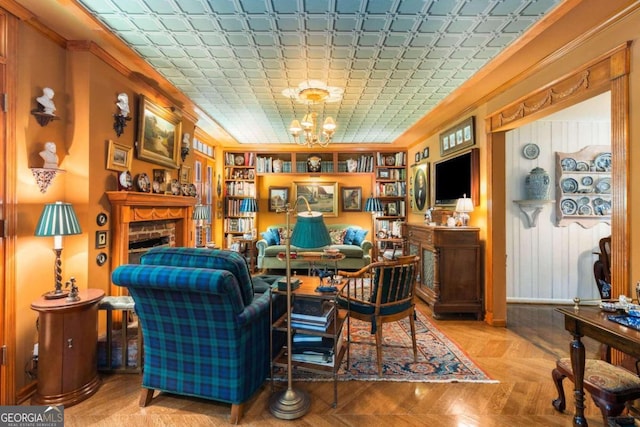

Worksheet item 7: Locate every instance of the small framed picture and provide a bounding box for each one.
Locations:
[387,203,397,216]
[95,230,108,249]
[106,140,133,172]
[378,168,390,179]
[415,152,420,163]
[269,187,289,212]
[341,186,362,212]
[179,165,191,184]
[422,147,429,159]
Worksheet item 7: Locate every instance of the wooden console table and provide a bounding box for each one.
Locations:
[556,306,640,426]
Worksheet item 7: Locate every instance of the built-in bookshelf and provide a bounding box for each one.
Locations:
[223,151,256,247]
[372,151,407,260]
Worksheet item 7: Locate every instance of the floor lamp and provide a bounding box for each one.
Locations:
[34,201,82,299]
[270,196,331,420]
[364,196,383,260]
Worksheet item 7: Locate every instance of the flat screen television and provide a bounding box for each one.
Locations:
[434,148,479,206]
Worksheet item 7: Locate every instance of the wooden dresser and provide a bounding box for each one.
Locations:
[406,224,482,319]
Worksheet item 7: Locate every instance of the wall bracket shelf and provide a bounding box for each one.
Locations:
[31,110,60,127]
[514,200,554,228]
[30,168,65,193]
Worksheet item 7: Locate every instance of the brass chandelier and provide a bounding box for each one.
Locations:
[282,81,343,147]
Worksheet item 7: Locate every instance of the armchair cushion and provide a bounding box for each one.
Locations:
[141,247,254,306]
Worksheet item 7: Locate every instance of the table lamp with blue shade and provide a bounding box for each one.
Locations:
[34,201,82,299]
[364,196,383,213]
[239,197,258,213]
[269,196,330,420]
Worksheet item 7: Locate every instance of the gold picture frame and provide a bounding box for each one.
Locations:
[411,162,429,213]
[293,181,338,217]
[179,165,191,184]
[137,95,182,169]
[106,140,133,172]
[440,116,475,157]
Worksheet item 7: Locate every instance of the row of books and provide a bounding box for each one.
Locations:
[224,152,255,167]
[291,330,344,367]
[375,151,406,167]
[225,199,257,216]
[376,181,407,197]
[224,217,254,233]
[225,181,256,197]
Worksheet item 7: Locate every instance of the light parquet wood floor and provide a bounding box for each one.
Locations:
[63,302,609,426]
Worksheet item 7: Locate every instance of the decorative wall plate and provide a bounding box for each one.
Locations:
[578,204,592,215]
[96,212,108,226]
[170,179,181,195]
[188,183,197,197]
[96,252,108,266]
[561,177,578,193]
[118,170,133,190]
[560,157,577,171]
[595,178,611,194]
[561,199,578,215]
[522,143,540,159]
[136,172,151,192]
[594,152,612,171]
[234,155,245,166]
[581,176,593,186]
[576,161,589,171]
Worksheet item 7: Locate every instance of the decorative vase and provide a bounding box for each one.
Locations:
[307,155,321,172]
[525,167,551,200]
[273,159,283,173]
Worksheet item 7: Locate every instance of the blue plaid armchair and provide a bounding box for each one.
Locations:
[111,247,279,424]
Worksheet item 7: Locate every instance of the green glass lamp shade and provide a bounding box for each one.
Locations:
[34,201,82,237]
[290,211,330,248]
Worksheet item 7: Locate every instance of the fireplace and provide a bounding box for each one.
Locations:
[106,192,196,296]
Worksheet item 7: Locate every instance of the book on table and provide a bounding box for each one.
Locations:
[292,298,333,317]
[290,305,335,331]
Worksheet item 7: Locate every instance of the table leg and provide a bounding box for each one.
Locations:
[570,331,588,426]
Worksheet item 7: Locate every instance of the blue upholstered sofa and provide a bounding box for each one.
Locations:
[111,247,282,424]
[256,223,372,271]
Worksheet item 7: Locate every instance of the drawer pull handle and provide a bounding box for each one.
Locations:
[67,339,73,348]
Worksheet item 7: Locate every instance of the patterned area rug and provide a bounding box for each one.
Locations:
[275,309,497,383]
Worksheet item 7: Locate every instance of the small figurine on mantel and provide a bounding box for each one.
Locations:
[39,141,59,169]
[36,87,56,115]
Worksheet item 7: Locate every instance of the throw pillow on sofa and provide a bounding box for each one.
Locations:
[261,228,281,246]
[353,229,368,246]
[330,229,346,244]
[343,227,357,245]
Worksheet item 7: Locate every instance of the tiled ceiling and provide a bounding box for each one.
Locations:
[76,0,562,144]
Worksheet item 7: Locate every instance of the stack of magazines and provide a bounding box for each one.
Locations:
[291,332,343,367]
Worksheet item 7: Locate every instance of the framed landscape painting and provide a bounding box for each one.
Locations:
[293,182,338,217]
[268,187,289,212]
[137,95,182,169]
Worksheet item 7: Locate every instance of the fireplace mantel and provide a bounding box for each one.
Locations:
[106,191,197,295]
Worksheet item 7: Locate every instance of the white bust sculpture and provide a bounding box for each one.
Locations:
[36,87,56,115]
[116,92,129,117]
[39,141,59,169]
[182,132,191,148]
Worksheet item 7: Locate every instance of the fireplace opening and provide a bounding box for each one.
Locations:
[128,236,171,264]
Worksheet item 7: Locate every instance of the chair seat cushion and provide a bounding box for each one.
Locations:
[330,245,363,258]
[336,295,412,316]
[558,358,640,393]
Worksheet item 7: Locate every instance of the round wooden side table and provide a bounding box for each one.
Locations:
[31,288,104,407]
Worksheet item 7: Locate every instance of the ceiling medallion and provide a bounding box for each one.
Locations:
[283,81,343,148]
